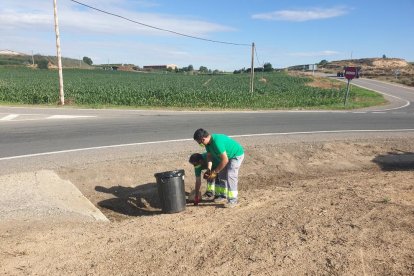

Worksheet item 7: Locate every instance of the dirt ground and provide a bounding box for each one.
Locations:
[1,137,413,275]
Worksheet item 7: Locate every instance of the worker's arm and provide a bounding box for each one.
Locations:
[213,152,229,174]
[207,152,213,171]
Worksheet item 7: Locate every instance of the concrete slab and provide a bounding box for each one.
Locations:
[0,170,108,222]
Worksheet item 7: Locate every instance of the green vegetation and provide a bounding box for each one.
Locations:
[319,59,329,66]
[0,67,385,109]
[263,62,273,72]
[0,54,94,68]
[37,59,49,69]
[0,55,32,66]
[83,56,93,66]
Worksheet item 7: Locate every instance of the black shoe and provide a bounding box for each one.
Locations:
[202,192,215,201]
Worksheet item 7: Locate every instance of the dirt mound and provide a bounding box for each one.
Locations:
[324,58,409,70]
[372,58,409,68]
[1,138,413,275]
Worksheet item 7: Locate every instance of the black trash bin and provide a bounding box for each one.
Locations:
[154,169,186,214]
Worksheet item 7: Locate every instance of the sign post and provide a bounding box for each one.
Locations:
[343,67,357,106]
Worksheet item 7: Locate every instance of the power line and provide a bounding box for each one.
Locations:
[254,46,264,67]
[68,0,250,46]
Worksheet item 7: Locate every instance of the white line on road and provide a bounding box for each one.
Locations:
[0,114,19,121]
[350,81,410,111]
[47,115,96,119]
[0,114,96,122]
[1,128,414,161]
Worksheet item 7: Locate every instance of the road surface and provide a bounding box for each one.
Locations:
[0,77,413,165]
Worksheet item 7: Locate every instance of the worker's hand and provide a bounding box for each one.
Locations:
[194,194,200,206]
[203,169,212,180]
[207,171,217,181]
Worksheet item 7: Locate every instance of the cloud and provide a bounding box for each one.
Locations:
[288,51,340,57]
[0,0,235,37]
[0,13,52,29]
[252,7,348,22]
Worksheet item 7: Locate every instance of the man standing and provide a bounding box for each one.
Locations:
[193,128,244,208]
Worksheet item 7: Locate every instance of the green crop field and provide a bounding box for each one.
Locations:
[0,67,385,110]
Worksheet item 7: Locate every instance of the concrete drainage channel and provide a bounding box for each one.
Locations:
[0,170,109,222]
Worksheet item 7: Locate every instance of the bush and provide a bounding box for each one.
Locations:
[37,59,49,69]
[83,56,93,66]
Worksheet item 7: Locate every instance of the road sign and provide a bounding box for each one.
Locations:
[344,67,358,80]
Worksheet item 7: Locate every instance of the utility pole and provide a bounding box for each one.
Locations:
[249,42,255,93]
[31,50,34,66]
[53,0,64,105]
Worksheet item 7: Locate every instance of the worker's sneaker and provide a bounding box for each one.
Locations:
[202,192,215,201]
[214,196,227,204]
[223,201,239,208]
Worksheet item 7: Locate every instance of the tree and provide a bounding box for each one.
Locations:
[83,56,93,65]
[382,54,387,59]
[187,64,194,71]
[263,62,273,72]
[199,66,208,73]
[37,59,49,69]
[319,59,328,66]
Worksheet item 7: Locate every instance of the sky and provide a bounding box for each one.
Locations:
[1,0,413,71]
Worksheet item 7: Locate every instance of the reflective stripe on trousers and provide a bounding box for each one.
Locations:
[218,154,244,203]
[206,182,215,193]
[207,179,226,196]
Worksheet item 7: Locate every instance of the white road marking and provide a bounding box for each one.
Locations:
[1,128,414,161]
[47,115,96,119]
[0,114,19,121]
[0,114,96,122]
[350,81,410,111]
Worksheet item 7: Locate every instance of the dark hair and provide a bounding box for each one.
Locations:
[189,153,203,165]
[193,128,209,141]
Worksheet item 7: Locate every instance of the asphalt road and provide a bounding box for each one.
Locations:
[1,77,413,161]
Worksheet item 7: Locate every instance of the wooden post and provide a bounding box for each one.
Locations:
[250,42,255,93]
[53,0,64,105]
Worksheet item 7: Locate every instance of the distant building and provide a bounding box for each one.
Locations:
[288,64,318,71]
[143,64,178,70]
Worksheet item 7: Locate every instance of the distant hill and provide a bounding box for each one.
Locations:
[0,50,27,56]
[321,58,410,71]
[315,58,414,87]
[0,50,94,69]
[0,50,31,66]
